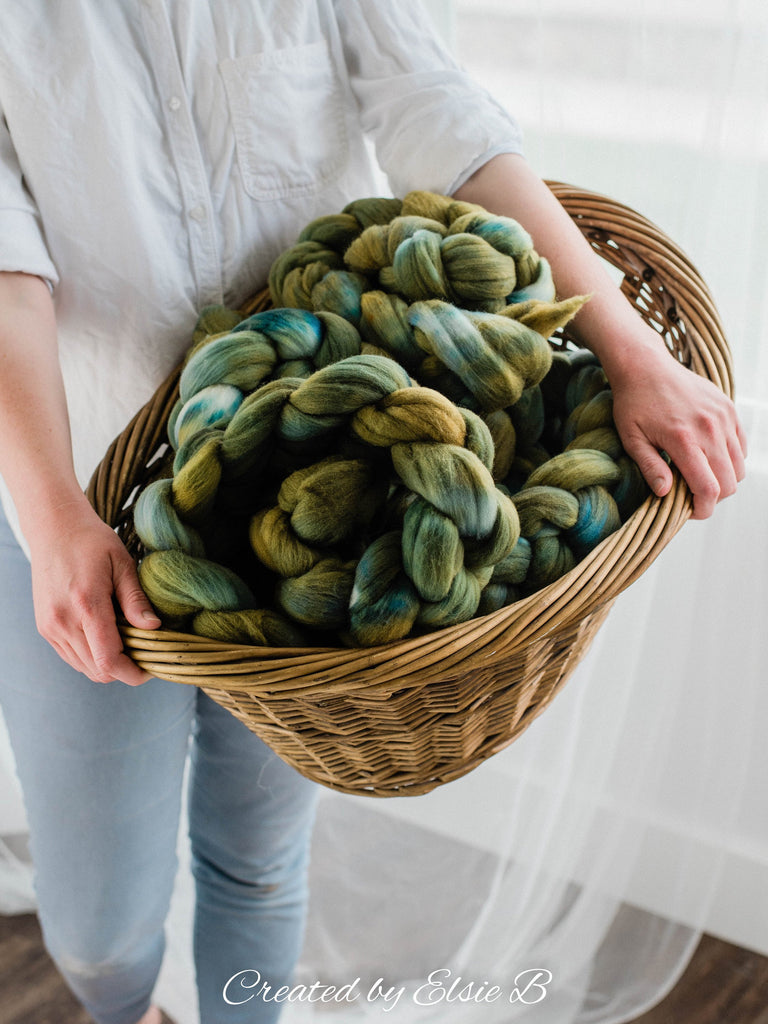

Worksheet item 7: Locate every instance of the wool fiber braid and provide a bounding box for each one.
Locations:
[136,351,522,644]
[132,191,653,648]
[268,196,403,306]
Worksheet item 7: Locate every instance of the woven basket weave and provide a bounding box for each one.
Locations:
[87,183,734,797]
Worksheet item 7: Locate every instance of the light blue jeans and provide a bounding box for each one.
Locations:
[0,509,319,1024]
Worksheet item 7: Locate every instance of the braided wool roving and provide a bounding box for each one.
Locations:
[133,191,650,648]
[137,349,520,646]
[269,189,554,317]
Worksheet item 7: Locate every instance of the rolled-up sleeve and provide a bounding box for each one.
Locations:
[333,0,524,196]
[0,109,59,287]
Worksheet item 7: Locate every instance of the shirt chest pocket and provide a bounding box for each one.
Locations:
[219,40,349,202]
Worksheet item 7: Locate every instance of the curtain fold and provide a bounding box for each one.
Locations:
[2,3,766,1023]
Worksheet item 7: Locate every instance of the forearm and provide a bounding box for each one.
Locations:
[0,271,88,546]
[453,153,662,383]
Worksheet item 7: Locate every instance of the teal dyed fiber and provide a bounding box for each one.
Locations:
[508,257,555,303]
[340,195,404,230]
[491,537,533,584]
[391,442,500,538]
[276,558,356,630]
[480,536,533,613]
[523,448,622,492]
[529,529,576,588]
[219,379,300,478]
[613,455,650,520]
[461,500,520,571]
[407,301,552,412]
[180,333,279,400]
[180,308,361,403]
[271,190,553,319]
[567,427,624,461]
[566,485,622,558]
[298,212,363,250]
[133,479,205,557]
[513,485,580,535]
[231,307,322,350]
[308,270,368,323]
[171,428,223,491]
[349,532,420,646]
[277,398,348,446]
[509,386,546,448]
[417,566,484,629]
[279,457,388,548]
[136,349,522,644]
[565,363,608,416]
[172,384,243,449]
[447,210,533,260]
[385,228,452,302]
[268,194,404,309]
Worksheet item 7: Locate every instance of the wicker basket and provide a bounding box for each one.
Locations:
[87,183,734,797]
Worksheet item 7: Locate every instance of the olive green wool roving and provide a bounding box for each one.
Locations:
[137,352,521,646]
[133,191,649,648]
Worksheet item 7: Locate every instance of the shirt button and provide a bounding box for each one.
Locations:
[189,205,207,222]
[168,96,181,111]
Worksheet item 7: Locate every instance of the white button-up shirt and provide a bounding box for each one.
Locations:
[0,0,522,545]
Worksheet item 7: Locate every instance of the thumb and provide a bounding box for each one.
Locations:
[113,556,162,629]
[626,438,674,498]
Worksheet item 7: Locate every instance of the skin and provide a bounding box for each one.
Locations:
[136,1007,162,1024]
[0,156,746,694]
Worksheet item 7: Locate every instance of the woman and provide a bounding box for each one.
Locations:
[0,3,745,1023]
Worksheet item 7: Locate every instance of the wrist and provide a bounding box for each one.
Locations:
[19,486,96,553]
[568,296,671,386]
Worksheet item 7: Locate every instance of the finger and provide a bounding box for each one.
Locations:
[81,604,152,687]
[671,444,720,520]
[48,635,93,679]
[112,557,161,630]
[36,607,100,680]
[622,436,674,498]
[704,441,739,502]
[728,433,747,483]
[735,413,748,458]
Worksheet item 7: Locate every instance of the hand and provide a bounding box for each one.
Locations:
[27,498,161,685]
[608,340,747,520]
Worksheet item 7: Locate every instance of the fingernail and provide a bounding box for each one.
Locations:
[143,610,160,622]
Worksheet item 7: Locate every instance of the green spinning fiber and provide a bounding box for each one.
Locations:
[406,300,554,411]
[268,195,403,315]
[133,189,652,650]
[136,352,521,645]
[269,189,557,315]
[177,308,361,412]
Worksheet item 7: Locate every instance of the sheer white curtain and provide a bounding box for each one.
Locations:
[2,2,767,1022]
